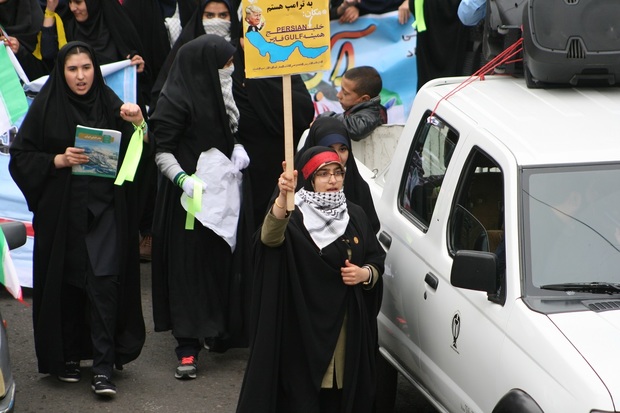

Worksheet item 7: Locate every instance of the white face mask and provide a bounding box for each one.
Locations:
[202,18,231,41]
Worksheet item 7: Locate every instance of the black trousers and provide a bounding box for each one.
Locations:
[174,337,202,359]
[320,387,343,413]
[61,269,119,378]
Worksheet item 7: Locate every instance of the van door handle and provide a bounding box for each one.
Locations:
[425,272,439,290]
[379,231,392,250]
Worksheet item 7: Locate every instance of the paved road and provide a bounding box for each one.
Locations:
[1,262,438,412]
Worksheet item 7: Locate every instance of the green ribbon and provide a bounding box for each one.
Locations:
[0,227,8,282]
[413,0,426,32]
[184,175,203,230]
[114,127,143,186]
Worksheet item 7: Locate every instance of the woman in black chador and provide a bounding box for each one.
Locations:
[0,0,49,79]
[9,41,149,397]
[237,146,385,413]
[150,34,252,380]
[41,0,149,104]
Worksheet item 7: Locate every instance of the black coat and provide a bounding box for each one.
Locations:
[150,35,251,350]
[9,42,147,375]
[411,0,470,90]
[237,202,385,413]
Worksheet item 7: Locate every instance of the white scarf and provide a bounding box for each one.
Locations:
[203,18,232,41]
[218,65,239,133]
[295,188,349,250]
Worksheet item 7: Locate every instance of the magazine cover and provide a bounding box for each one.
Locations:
[72,125,121,178]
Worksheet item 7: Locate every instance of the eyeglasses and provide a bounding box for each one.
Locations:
[314,170,346,182]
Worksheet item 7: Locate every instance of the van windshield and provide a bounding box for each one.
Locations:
[523,164,620,291]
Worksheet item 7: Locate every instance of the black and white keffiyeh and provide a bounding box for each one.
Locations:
[218,65,240,133]
[295,188,349,250]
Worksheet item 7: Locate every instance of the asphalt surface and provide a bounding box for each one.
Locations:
[1,262,437,412]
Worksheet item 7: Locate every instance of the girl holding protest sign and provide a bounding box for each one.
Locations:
[237,146,385,413]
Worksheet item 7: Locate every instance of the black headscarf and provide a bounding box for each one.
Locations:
[0,0,43,52]
[9,41,118,210]
[300,117,381,233]
[157,0,198,21]
[121,0,198,97]
[151,34,236,167]
[63,0,144,65]
[122,0,171,93]
[150,0,240,106]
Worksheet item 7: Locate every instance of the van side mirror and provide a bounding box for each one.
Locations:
[0,222,27,250]
[451,250,498,294]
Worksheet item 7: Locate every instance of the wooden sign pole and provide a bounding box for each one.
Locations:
[282,74,295,210]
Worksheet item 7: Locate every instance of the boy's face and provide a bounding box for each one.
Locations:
[337,77,367,111]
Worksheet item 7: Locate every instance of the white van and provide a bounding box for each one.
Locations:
[362,73,620,413]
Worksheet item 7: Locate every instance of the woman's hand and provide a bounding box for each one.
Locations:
[398,0,411,25]
[339,5,359,24]
[127,54,145,73]
[2,36,19,54]
[44,0,58,27]
[277,161,297,196]
[341,260,371,286]
[55,147,88,169]
[46,0,58,13]
[272,161,297,219]
[120,103,144,125]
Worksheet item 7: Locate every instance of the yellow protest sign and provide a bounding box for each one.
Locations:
[242,0,330,78]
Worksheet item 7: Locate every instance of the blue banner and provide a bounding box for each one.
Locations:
[303,10,417,124]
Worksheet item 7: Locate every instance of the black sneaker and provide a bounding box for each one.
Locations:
[91,375,117,396]
[58,361,81,383]
[175,355,197,380]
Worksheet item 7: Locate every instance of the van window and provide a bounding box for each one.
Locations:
[523,164,620,289]
[399,114,458,229]
[448,149,505,256]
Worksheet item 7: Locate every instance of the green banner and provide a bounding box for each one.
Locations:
[0,46,28,124]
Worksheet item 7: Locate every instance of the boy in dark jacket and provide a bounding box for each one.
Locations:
[317,66,388,141]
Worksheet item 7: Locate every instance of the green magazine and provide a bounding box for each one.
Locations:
[72,124,121,178]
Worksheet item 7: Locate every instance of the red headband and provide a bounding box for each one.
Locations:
[301,151,341,179]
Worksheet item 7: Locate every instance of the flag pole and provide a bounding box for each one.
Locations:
[282,74,295,210]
